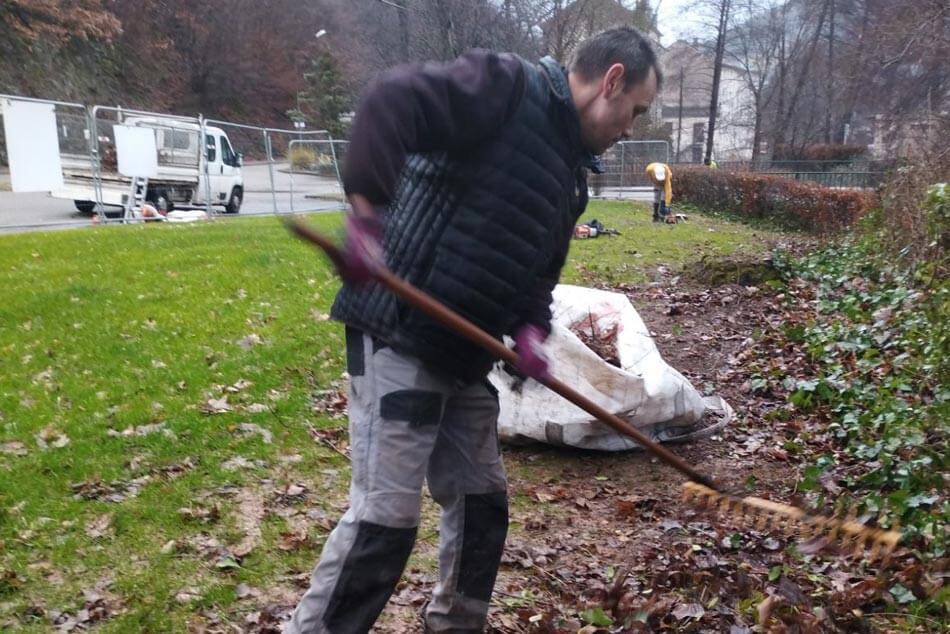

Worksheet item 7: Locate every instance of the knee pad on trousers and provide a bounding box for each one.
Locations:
[325,521,417,633]
[457,492,508,602]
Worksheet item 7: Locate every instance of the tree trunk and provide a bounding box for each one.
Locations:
[705,0,731,164]
[434,0,458,59]
[824,0,835,143]
[772,5,787,157]
[676,68,684,160]
[397,0,410,62]
[751,95,763,162]
[841,0,870,145]
[774,0,830,155]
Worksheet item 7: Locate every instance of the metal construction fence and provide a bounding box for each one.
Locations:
[203,119,346,215]
[0,95,97,230]
[708,159,892,190]
[1,92,892,232]
[589,152,891,199]
[90,105,203,215]
[0,94,348,232]
[588,140,671,198]
[287,139,348,212]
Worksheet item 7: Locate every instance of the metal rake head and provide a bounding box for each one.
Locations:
[682,482,902,560]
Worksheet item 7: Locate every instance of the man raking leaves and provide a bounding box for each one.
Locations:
[285,28,662,634]
[285,27,899,634]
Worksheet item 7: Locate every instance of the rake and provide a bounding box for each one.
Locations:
[285,217,901,560]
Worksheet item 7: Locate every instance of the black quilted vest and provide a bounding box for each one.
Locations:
[332,56,592,382]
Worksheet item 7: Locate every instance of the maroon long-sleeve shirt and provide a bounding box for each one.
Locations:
[343,50,525,206]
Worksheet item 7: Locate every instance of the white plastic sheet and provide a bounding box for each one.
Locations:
[165,209,208,223]
[1,99,64,193]
[491,285,733,451]
[114,124,158,178]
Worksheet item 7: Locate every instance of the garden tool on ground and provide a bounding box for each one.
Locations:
[285,216,901,560]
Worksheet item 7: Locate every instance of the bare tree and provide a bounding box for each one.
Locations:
[824,0,835,143]
[374,0,411,62]
[513,0,655,64]
[760,0,947,157]
[543,0,596,61]
[724,0,783,161]
[704,0,731,163]
[765,0,832,155]
[859,0,948,156]
[675,68,685,157]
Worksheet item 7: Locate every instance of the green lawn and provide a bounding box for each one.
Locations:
[0,201,784,630]
[567,201,786,285]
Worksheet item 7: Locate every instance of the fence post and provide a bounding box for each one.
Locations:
[620,142,625,194]
[87,105,106,224]
[288,139,296,213]
[200,115,213,217]
[327,134,344,199]
[264,130,278,214]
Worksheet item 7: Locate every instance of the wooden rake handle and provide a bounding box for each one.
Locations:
[285,216,718,490]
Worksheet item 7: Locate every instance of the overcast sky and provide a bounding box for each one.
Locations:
[655,0,708,46]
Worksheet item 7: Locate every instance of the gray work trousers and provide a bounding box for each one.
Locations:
[285,328,508,634]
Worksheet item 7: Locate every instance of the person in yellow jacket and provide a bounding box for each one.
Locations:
[645,162,672,222]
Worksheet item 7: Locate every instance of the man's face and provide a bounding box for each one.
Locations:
[579,65,658,155]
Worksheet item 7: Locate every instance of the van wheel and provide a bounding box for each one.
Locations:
[147,189,174,214]
[225,187,242,214]
[74,200,96,214]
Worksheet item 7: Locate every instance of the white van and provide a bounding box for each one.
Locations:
[51,116,244,215]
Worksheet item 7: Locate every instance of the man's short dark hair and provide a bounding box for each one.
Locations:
[569,26,662,91]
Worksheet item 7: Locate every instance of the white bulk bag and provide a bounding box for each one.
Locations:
[490,285,733,451]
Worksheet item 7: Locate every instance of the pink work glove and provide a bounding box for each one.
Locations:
[339,196,384,284]
[514,323,550,382]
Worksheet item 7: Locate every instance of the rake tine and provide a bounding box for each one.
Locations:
[679,483,901,560]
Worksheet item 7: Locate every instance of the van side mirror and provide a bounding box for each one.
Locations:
[237,153,243,167]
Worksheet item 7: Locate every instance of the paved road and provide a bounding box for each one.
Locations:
[0,164,652,234]
[0,163,344,234]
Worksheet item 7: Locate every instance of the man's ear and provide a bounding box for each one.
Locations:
[602,63,626,98]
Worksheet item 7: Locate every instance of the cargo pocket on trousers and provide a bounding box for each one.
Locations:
[477,380,502,464]
[345,326,365,377]
[379,390,444,428]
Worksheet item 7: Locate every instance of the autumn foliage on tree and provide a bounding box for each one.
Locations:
[0,0,668,132]
[0,0,120,43]
[0,0,333,124]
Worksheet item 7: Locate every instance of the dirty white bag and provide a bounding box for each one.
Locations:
[490,285,733,451]
[166,209,208,223]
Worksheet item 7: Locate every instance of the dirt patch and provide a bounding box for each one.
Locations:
[361,272,818,633]
[232,488,266,558]
[240,252,917,632]
[478,274,876,631]
[628,277,784,385]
